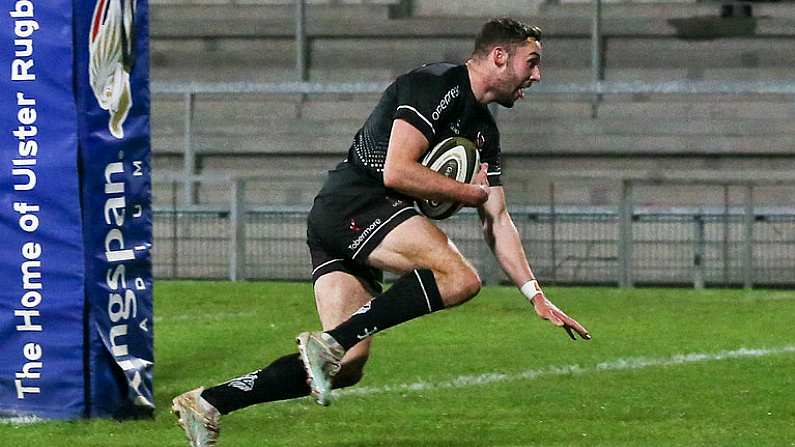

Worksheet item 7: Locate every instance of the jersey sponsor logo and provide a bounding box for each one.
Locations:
[348,218,382,251]
[431,85,460,121]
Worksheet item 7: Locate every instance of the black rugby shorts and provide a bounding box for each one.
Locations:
[307,163,419,293]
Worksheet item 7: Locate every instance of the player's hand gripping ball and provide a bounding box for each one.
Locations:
[415,136,480,220]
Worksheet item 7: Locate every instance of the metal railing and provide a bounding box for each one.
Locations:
[151,178,795,288]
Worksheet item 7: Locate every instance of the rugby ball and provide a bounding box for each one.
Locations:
[415,137,480,220]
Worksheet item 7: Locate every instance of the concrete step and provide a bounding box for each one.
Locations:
[152,96,378,128]
[150,176,325,206]
[190,181,323,205]
[199,153,340,175]
[546,1,795,19]
[193,91,795,108]
[604,37,795,69]
[152,93,795,127]
[151,154,183,174]
[150,36,471,71]
[152,113,795,138]
[411,0,795,21]
[595,100,795,120]
[152,66,397,82]
[150,12,795,39]
[498,118,795,137]
[150,1,400,23]
[505,99,795,120]
[153,119,363,138]
[150,33,795,75]
[499,134,795,155]
[605,67,795,81]
[151,65,795,84]
[152,133,352,154]
[151,100,366,134]
[598,93,794,103]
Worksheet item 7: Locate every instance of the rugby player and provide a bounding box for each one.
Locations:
[173,17,590,447]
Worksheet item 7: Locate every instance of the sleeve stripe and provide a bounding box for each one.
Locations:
[396,105,435,135]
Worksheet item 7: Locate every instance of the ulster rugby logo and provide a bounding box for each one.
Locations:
[89,0,136,139]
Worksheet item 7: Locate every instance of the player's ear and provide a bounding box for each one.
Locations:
[491,45,509,68]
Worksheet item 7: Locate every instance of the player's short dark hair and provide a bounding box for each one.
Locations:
[472,18,542,58]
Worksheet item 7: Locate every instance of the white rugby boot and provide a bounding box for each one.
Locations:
[172,387,221,447]
[296,331,345,406]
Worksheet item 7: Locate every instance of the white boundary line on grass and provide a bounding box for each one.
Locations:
[2,345,793,422]
[0,416,43,425]
[337,345,795,398]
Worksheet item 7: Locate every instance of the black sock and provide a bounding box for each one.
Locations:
[326,268,445,351]
[200,353,309,415]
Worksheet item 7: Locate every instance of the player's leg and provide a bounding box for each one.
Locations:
[313,270,376,388]
[320,214,481,352]
[193,269,374,415]
[368,215,481,307]
[297,178,481,405]
[183,235,377,413]
[296,245,383,405]
[297,213,482,406]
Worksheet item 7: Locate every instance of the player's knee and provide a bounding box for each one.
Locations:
[441,265,481,307]
[459,268,482,301]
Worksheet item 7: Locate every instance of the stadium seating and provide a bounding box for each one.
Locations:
[149,0,795,207]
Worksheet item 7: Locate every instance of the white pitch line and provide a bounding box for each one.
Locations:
[2,346,792,421]
[0,416,43,425]
[337,345,795,398]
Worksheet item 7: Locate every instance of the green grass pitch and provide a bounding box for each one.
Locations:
[2,282,794,446]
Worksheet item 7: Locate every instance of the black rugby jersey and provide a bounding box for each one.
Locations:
[347,63,502,187]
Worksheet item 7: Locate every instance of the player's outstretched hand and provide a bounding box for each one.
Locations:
[532,294,591,341]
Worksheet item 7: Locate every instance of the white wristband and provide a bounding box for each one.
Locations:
[520,279,543,300]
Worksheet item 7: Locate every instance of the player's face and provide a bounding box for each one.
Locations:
[495,39,542,108]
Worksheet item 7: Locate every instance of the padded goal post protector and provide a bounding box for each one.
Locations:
[75,0,154,418]
[0,0,86,420]
[0,0,153,420]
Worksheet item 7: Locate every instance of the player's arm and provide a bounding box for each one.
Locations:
[383,119,488,207]
[478,186,591,340]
